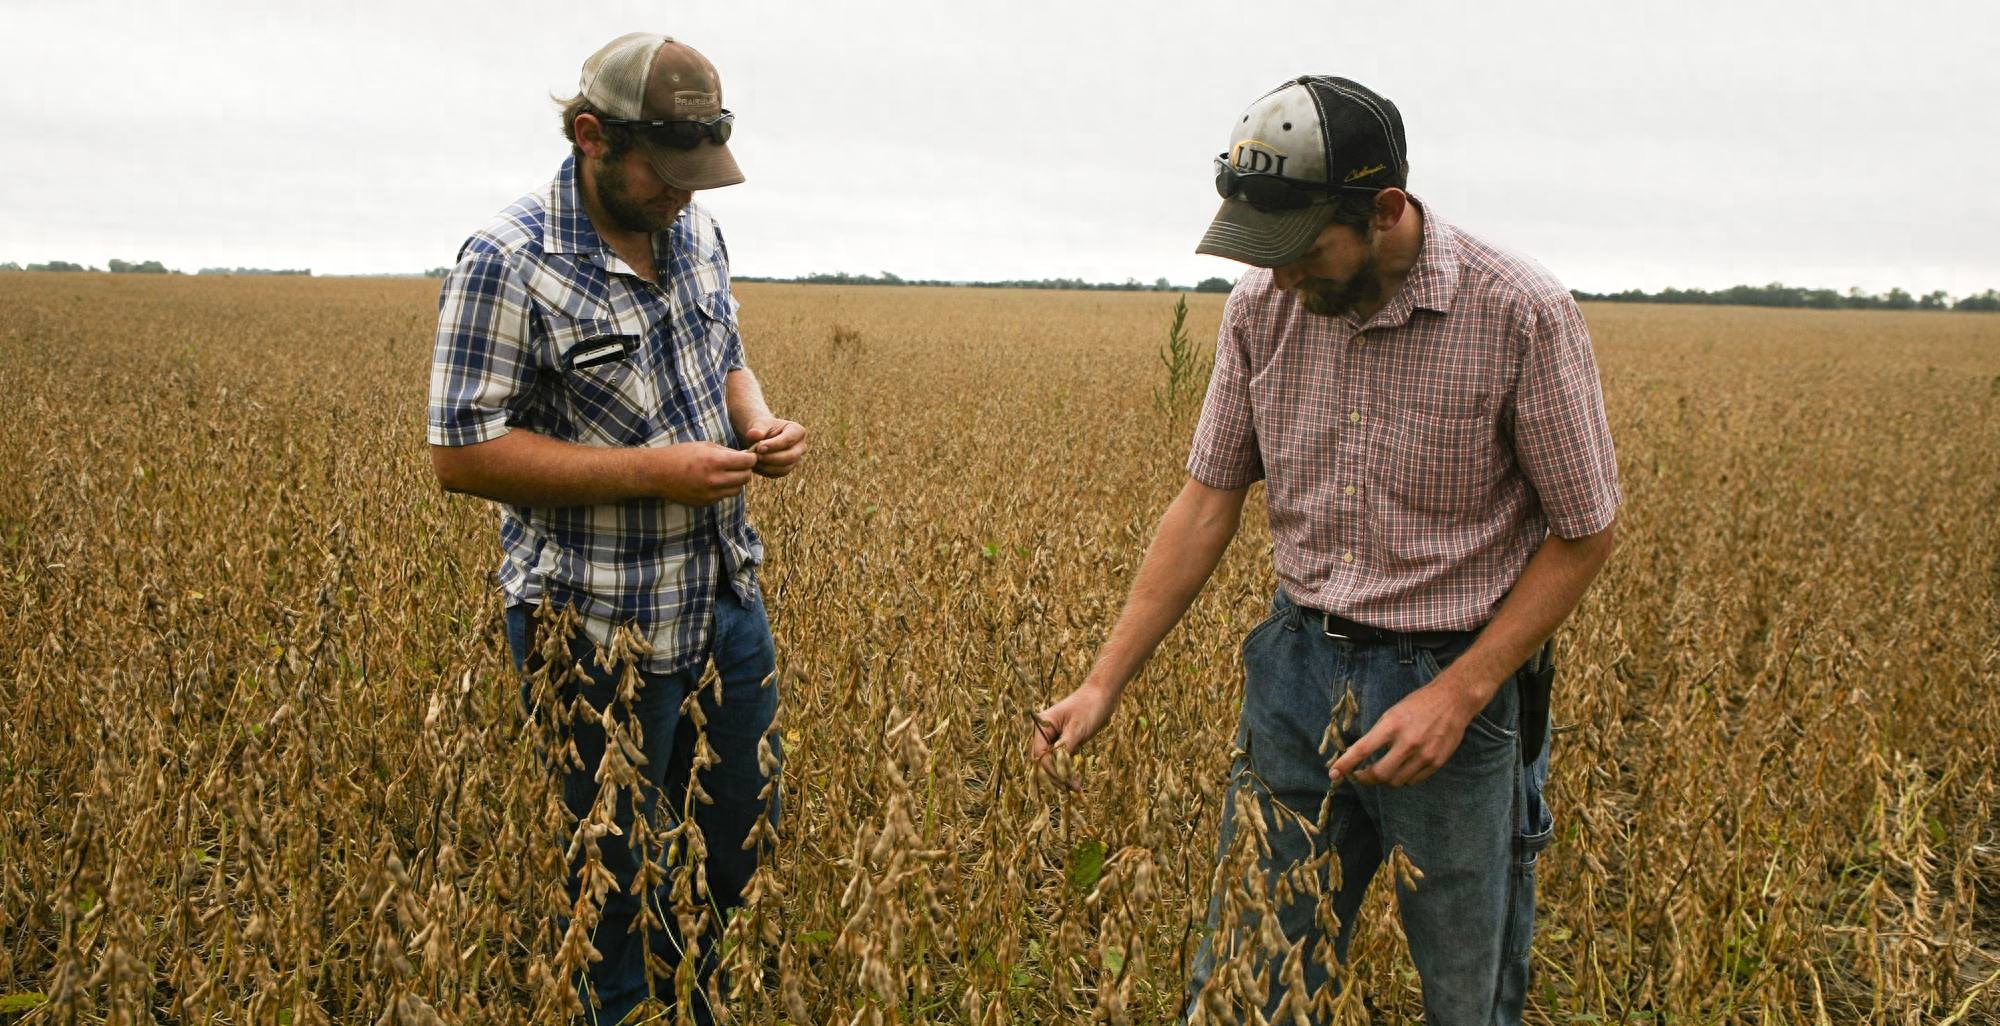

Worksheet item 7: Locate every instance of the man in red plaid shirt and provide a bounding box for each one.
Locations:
[1034,76,1619,1025]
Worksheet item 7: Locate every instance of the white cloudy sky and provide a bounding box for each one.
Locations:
[3,0,1995,296]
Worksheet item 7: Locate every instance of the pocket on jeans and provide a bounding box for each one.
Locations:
[1415,645,1518,744]
[1240,603,1291,653]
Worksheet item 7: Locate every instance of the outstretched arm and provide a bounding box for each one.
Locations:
[1031,476,1251,784]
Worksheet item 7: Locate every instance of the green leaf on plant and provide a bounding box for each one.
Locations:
[0,994,48,1013]
[1067,839,1108,891]
[1008,944,1040,992]
[796,929,833,945]
[1101,945,1125,974]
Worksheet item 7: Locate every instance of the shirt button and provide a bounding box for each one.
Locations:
[1344,484,1357,497]
[1349,411,1362,423]
[1342,551,1355,563]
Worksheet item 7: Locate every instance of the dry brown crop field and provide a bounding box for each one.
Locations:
[2,272,1997,1025]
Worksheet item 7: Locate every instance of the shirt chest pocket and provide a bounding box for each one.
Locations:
[544,315,663,447]
[1378,397,1509,518]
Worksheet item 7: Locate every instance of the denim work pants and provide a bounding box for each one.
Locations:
[1186,591,1553,1026]
[505,585,782,1026]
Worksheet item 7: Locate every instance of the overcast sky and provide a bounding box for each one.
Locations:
[3,0,1996,295]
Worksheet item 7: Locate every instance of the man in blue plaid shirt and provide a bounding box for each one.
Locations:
[426,32,805,1025]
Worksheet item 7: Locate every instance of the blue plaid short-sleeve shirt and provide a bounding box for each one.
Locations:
[428,156,762,675]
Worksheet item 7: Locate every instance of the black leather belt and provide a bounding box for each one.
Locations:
[1303,606,1476,649]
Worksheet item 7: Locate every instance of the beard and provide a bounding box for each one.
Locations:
[1293,249,1382,317]
[594,155,682,235]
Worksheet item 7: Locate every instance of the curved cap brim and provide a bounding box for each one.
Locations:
[644,141,745,191]
[1195,197,1332,267]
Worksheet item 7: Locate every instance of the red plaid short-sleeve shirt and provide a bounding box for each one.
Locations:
[1188,200,1619,632]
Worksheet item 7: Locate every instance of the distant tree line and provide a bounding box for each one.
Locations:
[0,260,309,275]
[5,260,1995,311]
[1572,282,2000,312]
[0,258,186,274]
[733,270,1238,294]
[3,260,102,272]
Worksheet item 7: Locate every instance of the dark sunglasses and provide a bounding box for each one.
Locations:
[599,111,734,150]
[1213,155,1381,213]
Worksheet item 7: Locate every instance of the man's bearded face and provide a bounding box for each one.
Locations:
[1291,248,1382,317]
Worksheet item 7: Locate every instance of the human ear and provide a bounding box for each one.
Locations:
[574,113,611,160]
[1373,188,1409,232]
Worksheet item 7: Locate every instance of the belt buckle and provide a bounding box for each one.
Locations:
[1319,613,1353,641]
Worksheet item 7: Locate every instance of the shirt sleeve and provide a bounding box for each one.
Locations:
[721,304,746,372]
[427,244,538,447]
[1185,289,1264,489]
[1512,292,1620,538]
[712,222,747,372]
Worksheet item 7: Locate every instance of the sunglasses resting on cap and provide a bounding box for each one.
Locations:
[599,111,735,150]
[1213,154,1384,213]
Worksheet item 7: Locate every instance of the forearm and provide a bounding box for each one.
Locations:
[430,429,651,508]
[1440,522,1617,710]
[725,368,771,439]
[1084,479,1248,700]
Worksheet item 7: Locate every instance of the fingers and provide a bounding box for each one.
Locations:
[1330,724,1411,787]
[1028,711,1058,759]
[710,449,757,493]
[1034,743,1083,793]
[751,424,808,474]
[713,445,760,471]
[1396,761,1442,789]
[679,445,756,503]
[1331,728,1444,788]
[1359,747,1413,788]
[1327,730,1379,783]
[752,423,804,454]
[739,421,808,478]
[1029,710,1084,793]
[755,457,804,479]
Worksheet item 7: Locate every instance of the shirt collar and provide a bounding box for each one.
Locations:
[541,155,696,281]
[1398,194,1460,315]
[542,155,610,257]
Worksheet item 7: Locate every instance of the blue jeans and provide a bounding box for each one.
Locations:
[505,585,782,1026]
[1185,591,1552,1025]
